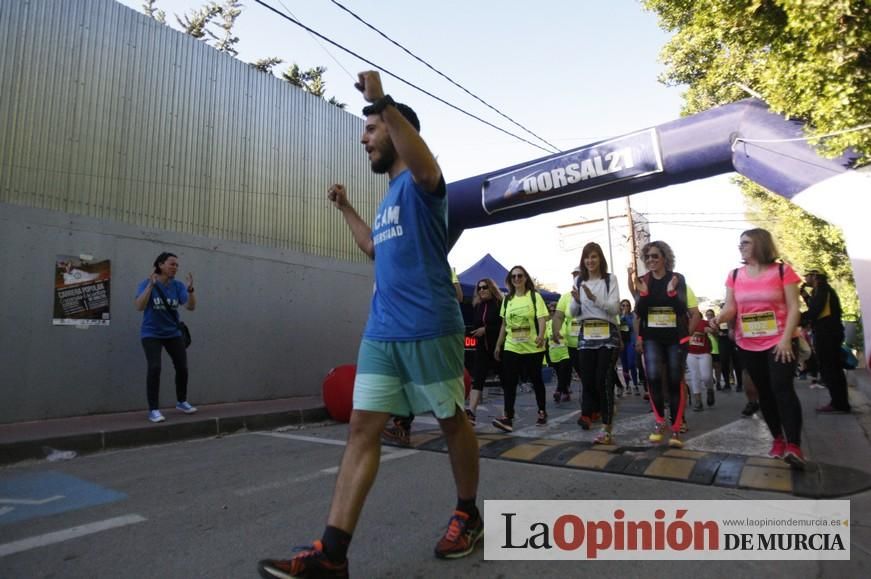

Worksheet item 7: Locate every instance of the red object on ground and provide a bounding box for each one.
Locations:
[322,364,356,423]
[323,365,472,421]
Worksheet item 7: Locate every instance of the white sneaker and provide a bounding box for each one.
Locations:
[148,410,166,423]
[176,401,197,414]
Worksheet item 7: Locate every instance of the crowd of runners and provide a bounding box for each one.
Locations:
[465,231,851,472]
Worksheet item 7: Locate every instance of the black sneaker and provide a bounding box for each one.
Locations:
[536,410,547,426]
[465,409,476,425]
[258,540,349,578]
[492,416,513,433]
[741,401,759,417]
[706,389,715,407]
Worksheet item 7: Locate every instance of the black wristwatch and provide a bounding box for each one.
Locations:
[363,94,395,115]
[187,286,195,293]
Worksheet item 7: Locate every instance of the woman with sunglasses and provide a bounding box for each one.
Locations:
[713,228,805,468]
[492,266,548,432]
[634,241,698,448]
[568,242,621,444]
[466,278,504,424]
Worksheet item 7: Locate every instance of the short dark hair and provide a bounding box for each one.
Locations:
[153,252,177,274]
[362,101,420,132]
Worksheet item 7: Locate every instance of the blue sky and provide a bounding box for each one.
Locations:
[117,0,754,301]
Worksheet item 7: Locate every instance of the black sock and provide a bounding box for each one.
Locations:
[321,526,352,563]
[456,497,479,521]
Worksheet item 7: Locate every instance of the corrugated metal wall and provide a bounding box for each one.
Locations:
[0,0,383,262]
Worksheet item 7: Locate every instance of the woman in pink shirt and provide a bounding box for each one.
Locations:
[714,229,805,468]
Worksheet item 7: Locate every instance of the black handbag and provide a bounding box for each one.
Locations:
[152,282,192,348]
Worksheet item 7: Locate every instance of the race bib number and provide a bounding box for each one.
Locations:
[510,325,531,343]
[648,307,677,328]
[689,333,706,347]
[582,320,610,340]
[740,311,778,337]
[570,319,582,337]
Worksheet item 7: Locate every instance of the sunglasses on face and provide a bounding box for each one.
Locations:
[511,273,525,279]
[643,253,661,260]
[477,285,489,291]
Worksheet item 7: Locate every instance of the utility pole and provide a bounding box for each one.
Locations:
[626,196,639,298]
[604,200,614,268]
[626,196,638,277]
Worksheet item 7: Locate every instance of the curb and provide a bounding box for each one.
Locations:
[0,407,330,466]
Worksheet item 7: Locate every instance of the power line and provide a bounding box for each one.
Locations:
[250,0,558,154]
[732,122,871,146]
[274,0,355,81]
[327,0,560,152]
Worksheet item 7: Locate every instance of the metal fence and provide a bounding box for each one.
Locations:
[0,0,383,262]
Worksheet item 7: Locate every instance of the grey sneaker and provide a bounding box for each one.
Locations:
[148,410,166,423]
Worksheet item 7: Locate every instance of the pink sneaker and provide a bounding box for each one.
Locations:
[768,436,786,458]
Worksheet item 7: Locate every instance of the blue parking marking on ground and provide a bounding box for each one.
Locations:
[0,471,126,525]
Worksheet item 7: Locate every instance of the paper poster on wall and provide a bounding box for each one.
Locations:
[53,255,111,326]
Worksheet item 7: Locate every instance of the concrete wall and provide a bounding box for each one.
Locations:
[0,202,373,424]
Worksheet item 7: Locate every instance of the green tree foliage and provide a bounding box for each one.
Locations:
[208,0,242,56]
[142,0,165,24]
[250,57,284,75]
[643,0,871,159]
[741,180,859,318]
[143,2,345,109]
[643,0,869,319]
[282,64,346,109]
[176,2,222,40]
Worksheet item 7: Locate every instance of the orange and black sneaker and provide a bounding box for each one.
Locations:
[258,540,349,578]
[434,510,484,559]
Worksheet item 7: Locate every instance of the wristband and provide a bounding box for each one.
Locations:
[187,286,194,293]
[362,94,395,116]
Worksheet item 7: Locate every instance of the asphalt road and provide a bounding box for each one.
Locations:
[2,397,870,578]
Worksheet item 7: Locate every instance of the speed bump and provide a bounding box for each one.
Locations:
[384,431,871,498]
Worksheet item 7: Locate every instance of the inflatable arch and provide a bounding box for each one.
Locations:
[446,98,871,364]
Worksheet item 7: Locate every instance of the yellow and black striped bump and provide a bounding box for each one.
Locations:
[392,432,871,498]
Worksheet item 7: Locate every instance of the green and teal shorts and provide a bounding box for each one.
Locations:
[353,332,464,419]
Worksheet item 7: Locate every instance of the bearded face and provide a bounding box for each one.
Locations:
[362,114,398,175]
[369,138,397,174]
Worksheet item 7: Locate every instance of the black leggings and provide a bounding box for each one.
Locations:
[553,357,573,394]
[500,350,546,418]
[142,337,188,411]
[578,347,618,425]
[472,345,500,391]
[739,344,802,444]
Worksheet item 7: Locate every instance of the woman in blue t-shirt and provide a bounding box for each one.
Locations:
[134,252,198,423]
